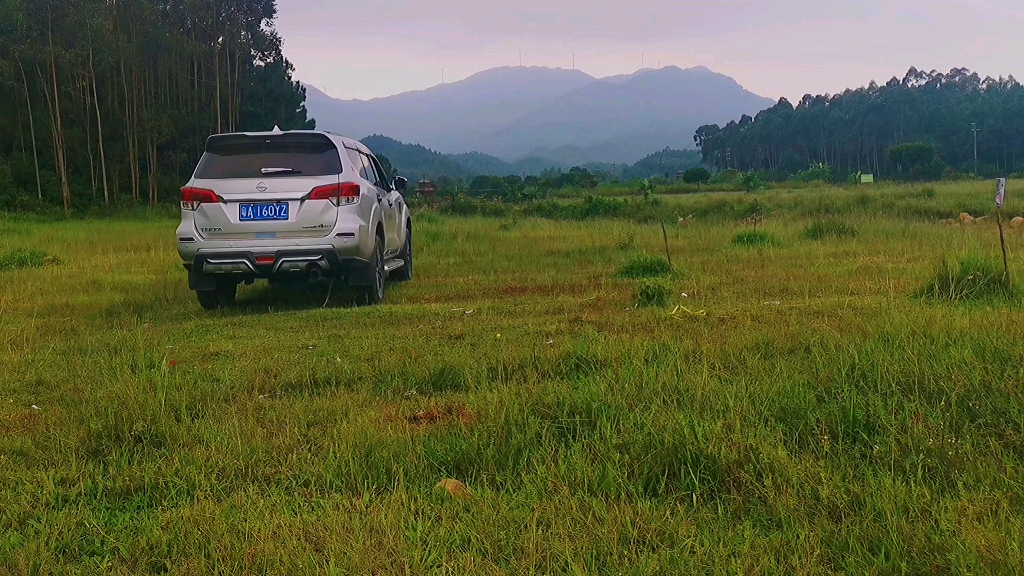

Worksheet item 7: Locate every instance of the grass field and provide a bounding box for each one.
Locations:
[2,182,1024,574]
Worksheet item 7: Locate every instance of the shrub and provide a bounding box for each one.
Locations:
[683,167,712,191]
[440,195,512,217]
[918,255,1014,302]
[741,171,766,192]
[633,279,670,308]
[793,163,833,183]
[712,169,740,184]
[617,254,673,279]
[803,218,859,240]
[0,248,56,271]
[733,230,780,247]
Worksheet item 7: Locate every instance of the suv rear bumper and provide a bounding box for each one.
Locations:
[185,247,373,290]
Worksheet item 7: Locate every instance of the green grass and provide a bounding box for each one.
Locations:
[804,217,860,240]
[918,255,1015,302]
[2,182,1024,573]
[616,254,673,279]
[632,279,671,307]
[0,247,55,271]
[733,229,781,247]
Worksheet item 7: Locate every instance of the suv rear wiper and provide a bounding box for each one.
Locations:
[260,167,302,175]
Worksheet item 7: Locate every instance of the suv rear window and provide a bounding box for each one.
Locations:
[194,141,343,179]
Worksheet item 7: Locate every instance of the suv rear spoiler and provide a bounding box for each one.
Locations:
[205,132,335,153]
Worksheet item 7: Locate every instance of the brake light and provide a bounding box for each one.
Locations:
[309,182,360,206]
[180,186,222,211]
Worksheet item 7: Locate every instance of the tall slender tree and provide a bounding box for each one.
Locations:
[0,0,315,212]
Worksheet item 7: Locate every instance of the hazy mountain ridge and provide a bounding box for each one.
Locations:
[305,66,595,152]
[360,135,702,181]
[361,135,568,179]
[306,65,774,165]
[466,66,775,163]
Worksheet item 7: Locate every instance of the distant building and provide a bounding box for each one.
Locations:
[417,179,438,197]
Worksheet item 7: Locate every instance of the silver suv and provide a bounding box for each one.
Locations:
[176,130,411,309]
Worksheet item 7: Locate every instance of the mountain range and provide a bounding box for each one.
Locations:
[303,65,775,166]
[359,135,702,182]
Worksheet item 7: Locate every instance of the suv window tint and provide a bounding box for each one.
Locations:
[368,155,393,191]
[359,153,379,187]
[195,141,342,179]
[344,148,363,175]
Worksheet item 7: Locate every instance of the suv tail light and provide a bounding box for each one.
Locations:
[181,186,222,210]
[309,182,360,206]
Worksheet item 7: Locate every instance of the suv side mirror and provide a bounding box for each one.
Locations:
[392,176,408,192]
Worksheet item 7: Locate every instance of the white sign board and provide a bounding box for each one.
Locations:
[860,174,875,184]
[996,178,1006,208]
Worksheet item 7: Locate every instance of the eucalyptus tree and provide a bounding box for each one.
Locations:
[695,67,1024,181]
[0,0,314,212]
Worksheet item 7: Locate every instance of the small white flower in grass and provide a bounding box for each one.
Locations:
[681,293,689,298]
[30,405,40,411]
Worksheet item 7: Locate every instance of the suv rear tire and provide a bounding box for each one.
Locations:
[361,236,386,305]
[392,224,413,282]
[196,281,237,310]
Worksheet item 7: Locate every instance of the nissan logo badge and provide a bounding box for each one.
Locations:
[256,182,268,192]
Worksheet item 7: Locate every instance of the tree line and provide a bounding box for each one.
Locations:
[0,0,313,212]
[694,67,1024,181]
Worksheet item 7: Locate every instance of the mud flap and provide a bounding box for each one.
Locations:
[188,269,218,291]
[345,260,374,286]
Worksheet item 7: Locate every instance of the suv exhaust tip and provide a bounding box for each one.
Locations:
[307,263,324,282]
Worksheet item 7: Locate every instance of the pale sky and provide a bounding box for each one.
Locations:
[276,0,1024,102]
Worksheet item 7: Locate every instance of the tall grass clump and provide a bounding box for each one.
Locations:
[0,248,56,271]
[918,255,1014,302]
[633,279,671,307]
[803,218,859,240]
[733,230,780,248]
[617,254,673,279]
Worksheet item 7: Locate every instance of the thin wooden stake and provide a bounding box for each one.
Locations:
[661,221,673,268]
[997,208,1011,287]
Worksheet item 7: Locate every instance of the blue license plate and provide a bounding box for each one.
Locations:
[240,203,289,221]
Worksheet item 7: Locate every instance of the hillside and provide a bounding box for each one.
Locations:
[360,135,701,181]
[467,66,776,163]
[304,65,775,166]
[360,135,566,180]
[305,66,595,152]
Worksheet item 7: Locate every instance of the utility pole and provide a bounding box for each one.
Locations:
[641,53,645,70]
[441,67,445,84]
[572,51,575,70]
[519,51,522,67]
[972,122,981,175]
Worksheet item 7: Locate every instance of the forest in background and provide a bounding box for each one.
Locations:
[0,0,313,212]
[695,67,1024,182]
[362,134,703,187]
